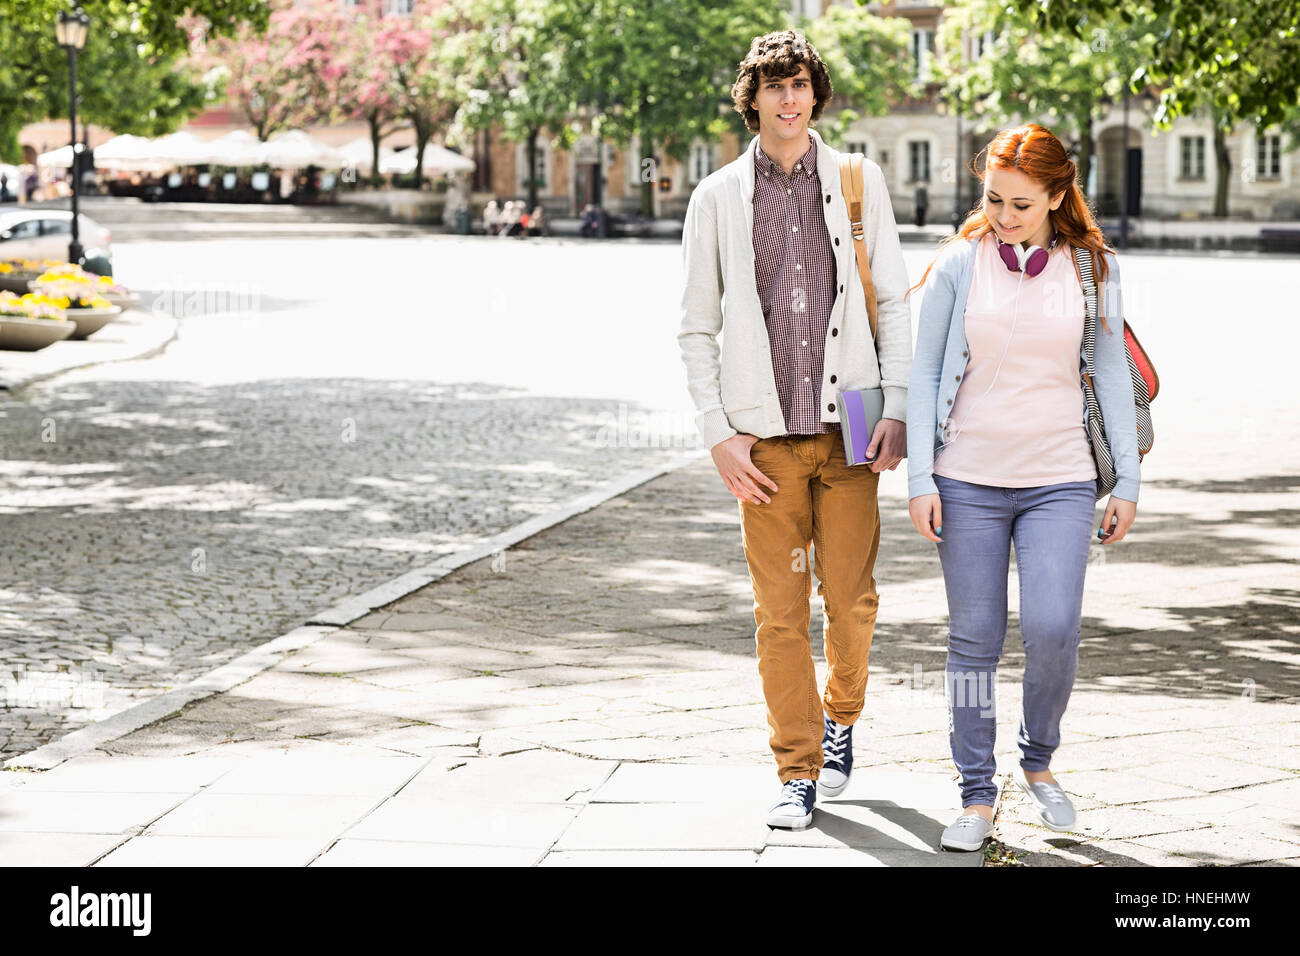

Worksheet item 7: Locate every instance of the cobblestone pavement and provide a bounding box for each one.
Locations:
[0,236,698,758]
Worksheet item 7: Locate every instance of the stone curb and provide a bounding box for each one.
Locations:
[3,449,709,771]
[0,306,179,394]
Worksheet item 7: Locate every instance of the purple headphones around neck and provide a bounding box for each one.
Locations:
[997,230,1058,277]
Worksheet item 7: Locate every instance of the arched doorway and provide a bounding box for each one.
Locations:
[1097,125,1143,218]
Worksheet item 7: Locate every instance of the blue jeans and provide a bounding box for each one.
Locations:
[932,474,1096,807]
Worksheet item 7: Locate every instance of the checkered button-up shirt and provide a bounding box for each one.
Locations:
[753,136,838,435]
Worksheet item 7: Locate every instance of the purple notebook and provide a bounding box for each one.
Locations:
[837,387,884,466]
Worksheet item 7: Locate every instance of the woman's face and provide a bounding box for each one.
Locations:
[983,164,1064,245]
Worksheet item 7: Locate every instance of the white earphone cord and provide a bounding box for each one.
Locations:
[940,269,1026,448]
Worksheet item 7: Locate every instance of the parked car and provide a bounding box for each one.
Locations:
[0,209,113,275]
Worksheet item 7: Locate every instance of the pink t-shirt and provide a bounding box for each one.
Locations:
[933,232,1097,488]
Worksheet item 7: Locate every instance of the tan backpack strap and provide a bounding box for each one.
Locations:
[839,152,878,341]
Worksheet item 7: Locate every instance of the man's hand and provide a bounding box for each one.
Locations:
[711,433,778,505]
[1098,497,1136,544]
[867,418,905,473]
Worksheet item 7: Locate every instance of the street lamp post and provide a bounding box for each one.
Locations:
[56,8,91,264]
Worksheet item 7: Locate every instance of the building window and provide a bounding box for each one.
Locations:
[1256,133,1282,180]
[908,140,931,183]
[790,0,819,19]
[1179,135,1205,180]
[688,143,716,184]
[845,140,867,157]
[969,29,995,60]
[517,141,550,192]
[911,28,934,81]
[385,0,414,15]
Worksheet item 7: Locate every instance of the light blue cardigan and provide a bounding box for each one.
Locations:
[905,237,1141,503]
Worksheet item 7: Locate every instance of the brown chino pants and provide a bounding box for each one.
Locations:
[738,430,882,783]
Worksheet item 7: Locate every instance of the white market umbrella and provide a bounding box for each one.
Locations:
[93,134,171,172]
[261,130,346,169]
[421,143,475,175]
[338,136,398,171]
[147,131,209,166]
[37,144,76,168]
[380,143,474,176]
[194,129,267,167]
[379,147,417,175]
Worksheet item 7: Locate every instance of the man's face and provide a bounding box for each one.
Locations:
[755,65,814,140]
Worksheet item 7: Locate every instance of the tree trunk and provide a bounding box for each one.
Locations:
[525,127,539,209]
[411,114,429,188]
[640,127,656,218]
[1212,121,1231,217]
[368,113,382,188]
[1076,110,1095,199]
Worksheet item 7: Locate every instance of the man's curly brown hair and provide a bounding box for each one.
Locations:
[731,30,834,135]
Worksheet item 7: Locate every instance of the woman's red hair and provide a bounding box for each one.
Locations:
[909,123,1116,330]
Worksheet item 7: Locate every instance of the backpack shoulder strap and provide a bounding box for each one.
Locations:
[839,152,878,342]
[1073,244,1098,378]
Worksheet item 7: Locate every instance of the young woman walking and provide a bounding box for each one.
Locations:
[905,124,1141,852]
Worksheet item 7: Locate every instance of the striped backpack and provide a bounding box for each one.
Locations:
[1073,246,1158,500]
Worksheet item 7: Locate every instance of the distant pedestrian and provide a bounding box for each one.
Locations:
[482,199,501,236]
[0,174,10,203]
[527,205,549,237]
[579,203,601,238]
[915,183,928,227]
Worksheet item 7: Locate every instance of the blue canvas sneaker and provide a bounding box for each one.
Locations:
[818,715,853,797]
[766,778,816,829]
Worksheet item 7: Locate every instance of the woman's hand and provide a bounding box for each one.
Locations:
[909,493,943,543]
[1098,496,1137,544]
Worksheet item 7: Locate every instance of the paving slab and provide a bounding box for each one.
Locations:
[311,840,545,867]
[94,835,326,867]
[0,832,129,867]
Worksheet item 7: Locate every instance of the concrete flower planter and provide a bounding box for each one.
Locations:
[0,316,76,351]
[64,305,122,340]
[0,273,39,294]
[104,291,141,310]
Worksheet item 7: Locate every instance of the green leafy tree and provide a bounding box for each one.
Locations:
[999,0,1300,131]
[934,0,1157,200]
[801,3,913,148]
[561,0,789,217]
[0,0,267,161]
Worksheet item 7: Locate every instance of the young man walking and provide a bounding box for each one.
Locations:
[677,30,912,829]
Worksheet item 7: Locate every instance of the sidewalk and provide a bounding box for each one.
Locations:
[0,306,177,393]
[2,456,1298,867]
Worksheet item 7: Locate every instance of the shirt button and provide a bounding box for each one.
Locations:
[796,163,802,169]
[955,375,962,381]
[831,328,838,337]
[946,399,953,405]
[795,263,802,270]
[834,237,839,245]
[829,374,837,384]
[804,376,810,383]
[801,340,807,346]
[825,195,831,204]
[963,350,969,357]
[828,403,836,412]
[792,226,798,232]
[839,284,844,292]
[787,188,792,195]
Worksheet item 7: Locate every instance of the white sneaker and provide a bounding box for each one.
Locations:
[940,812,994,852]
[766,778,816,829]
[1015,768,1077,831]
